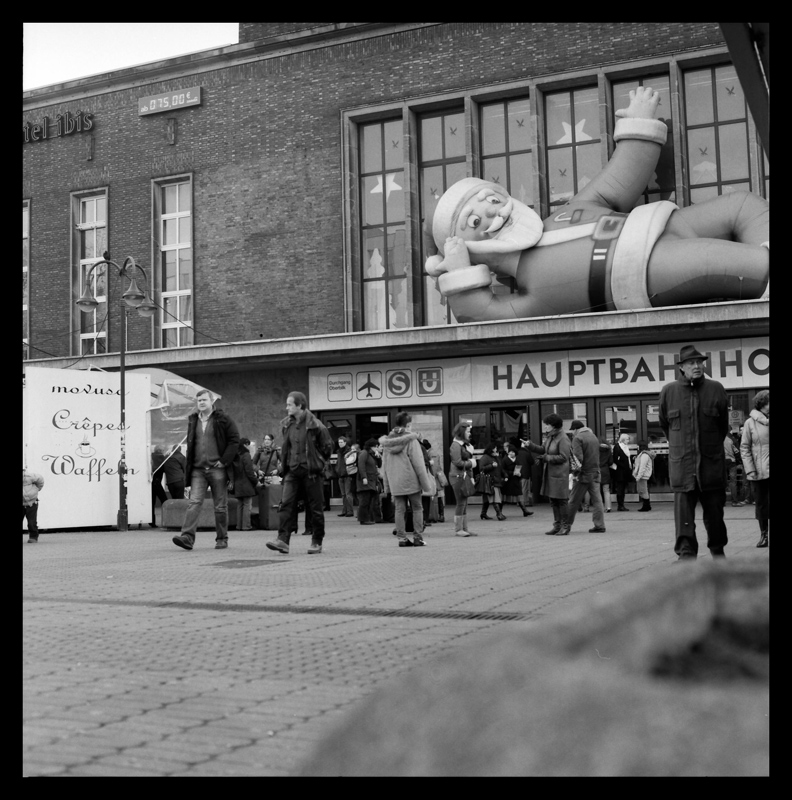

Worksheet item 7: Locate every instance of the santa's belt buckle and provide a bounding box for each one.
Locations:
[592,214,627,241]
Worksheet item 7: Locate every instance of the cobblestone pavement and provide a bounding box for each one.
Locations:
[23,503,768,776]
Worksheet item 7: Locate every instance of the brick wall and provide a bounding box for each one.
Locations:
[23,23,725,359]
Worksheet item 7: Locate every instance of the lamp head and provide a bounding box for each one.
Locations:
[136,295,157,318]
[76,285,99,311]
[122,278,145,307]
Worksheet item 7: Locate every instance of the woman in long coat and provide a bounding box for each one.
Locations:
[478,442,505,521]
[597,435,613,512]
[448,422,478,537]
[611,433,634,511]
[230,438,259,531]
[741,389,769,548]
[526,414,572,536]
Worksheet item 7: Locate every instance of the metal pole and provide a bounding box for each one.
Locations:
[117,303,129,532]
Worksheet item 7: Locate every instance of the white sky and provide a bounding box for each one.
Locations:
[23,23,240,91]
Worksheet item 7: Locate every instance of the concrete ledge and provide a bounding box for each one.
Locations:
[299,561,769,777]
[161,498,239,530]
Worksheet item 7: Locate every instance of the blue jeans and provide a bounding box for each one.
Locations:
[674,485,727,557]
[181,467,229,541]
[450,475,469,516]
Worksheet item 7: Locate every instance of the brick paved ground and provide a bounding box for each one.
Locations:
[23,502,768,776]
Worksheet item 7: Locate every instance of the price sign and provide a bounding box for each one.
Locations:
[139,87,202,116]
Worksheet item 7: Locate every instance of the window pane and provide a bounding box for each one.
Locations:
[420,165,443,227]
[81,229,95,260]
[163,251,177,291]
[684,68,714,126]
[509,152,534,206]
[687,127,718,185]
[94,265,107,299]
[162,328,178,348]
[548,148,574,204]
[715,65,745,121]
[163,184,178,214]
[23,206,29,238]
[444,113,465,158]
[482,156,507,187]
[424,275,449,326]
[23,238,29,269]
[690,185,719,204]
[420,116,442,162]
[95,196,106,223]
[387,226,406,277]
[23,270,28,306]
[179,295,192,322]
[178,182,191,211]
[576,142,602,191]
[719,123,749,182]
[179,216,191,244]
[388,276,412,329]
[23,309,29,339]
[163,296,178,324]
[446,161,467,187]
[80,310,95,334]
[179,327,194,347]
[573,87,599,140]
[96,227,107,257]
[81,199,95,225]
[481,103,506,156]
[383,119,403,171]
[364,280,385,330]
[546,92,571,145]
[163,218,178,245]
[507,98,532,151]
[361,124,382,173]
[179,249,192,290]
[385,171,405,223]
[363,176,384,226]
[722,182,750,194]
[363,228,386,278]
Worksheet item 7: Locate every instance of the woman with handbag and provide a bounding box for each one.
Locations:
[478,442,506,521]
[525,414,572,536]
[449,422,478,537]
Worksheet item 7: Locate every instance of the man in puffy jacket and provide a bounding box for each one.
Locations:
[659,344,728,561]
[566,420,606,534]
[267,391,334,555]
[23,467,45,543]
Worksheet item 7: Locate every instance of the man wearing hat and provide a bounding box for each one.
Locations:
[659,345,729,561]
[565,420,606,535]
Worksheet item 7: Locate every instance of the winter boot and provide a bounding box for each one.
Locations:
[437,499,445,523]
[494,503,506,521]
[556,502,570,535]
[545,504,561,535]
[757,522,768,548]
[637,498,652,512]
[480,497,492,520]
[518,502,534,516]
[454,515,470,537]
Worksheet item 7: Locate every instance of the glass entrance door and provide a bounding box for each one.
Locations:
[598,398,671,494]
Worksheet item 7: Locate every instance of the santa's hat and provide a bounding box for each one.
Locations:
[431,177,495,252]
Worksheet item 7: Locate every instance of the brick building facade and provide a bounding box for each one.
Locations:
[23,23,768,501]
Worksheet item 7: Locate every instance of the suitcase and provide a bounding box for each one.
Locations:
[257,484,283,530]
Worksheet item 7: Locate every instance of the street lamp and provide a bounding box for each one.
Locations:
[76,253,155,531]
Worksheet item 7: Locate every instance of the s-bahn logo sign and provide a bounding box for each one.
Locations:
[325,368,444,403]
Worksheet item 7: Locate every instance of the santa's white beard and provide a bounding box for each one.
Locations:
[465,198,543,256]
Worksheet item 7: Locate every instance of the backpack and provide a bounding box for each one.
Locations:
[345,449,359,475]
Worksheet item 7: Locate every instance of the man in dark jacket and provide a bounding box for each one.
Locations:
[267,391,334,555]
[659,344,729,561]
[335,435,355,517]
[565,420,606,534]
[173,390,240,551]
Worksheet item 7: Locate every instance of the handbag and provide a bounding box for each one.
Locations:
[461,471,477,497]
[476,472,492,495]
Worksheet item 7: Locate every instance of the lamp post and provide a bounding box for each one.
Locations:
[76,253,156,531]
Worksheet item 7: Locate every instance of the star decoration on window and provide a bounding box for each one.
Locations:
[556,119,592,144]
[391,140,400,149]
[726,86,735,96]
[559,169,567,177]
[370,173,403,200]
[699,147,708,156]
[515,118,526,127]
[490,175,501,184]
[449,126,458,136]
